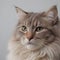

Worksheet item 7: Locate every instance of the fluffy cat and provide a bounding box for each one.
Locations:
[7,5,60,60]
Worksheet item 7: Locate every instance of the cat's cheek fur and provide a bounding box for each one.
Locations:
[20,36,29,45]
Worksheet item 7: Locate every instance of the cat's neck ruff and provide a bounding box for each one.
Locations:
[7,37,60,60]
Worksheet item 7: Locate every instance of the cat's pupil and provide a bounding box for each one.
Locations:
[35,26,43,32]
[21,26,27,31]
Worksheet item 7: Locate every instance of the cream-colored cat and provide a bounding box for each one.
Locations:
[7,5,60,60]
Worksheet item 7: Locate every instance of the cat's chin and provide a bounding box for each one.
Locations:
[25,43,40,50]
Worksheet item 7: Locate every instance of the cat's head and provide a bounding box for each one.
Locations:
[15,5,58,50]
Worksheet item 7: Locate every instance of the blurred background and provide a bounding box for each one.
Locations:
[0,0,60,60]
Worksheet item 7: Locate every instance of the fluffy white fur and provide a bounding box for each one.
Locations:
[7,36,60,60]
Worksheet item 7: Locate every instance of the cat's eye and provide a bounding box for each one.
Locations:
[35,26,43,32]
[20,26,27,32]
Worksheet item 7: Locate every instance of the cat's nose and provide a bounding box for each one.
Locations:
[25,32,33,41]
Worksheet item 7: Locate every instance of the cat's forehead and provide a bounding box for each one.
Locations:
[17,12,51,28]
[18,12,45,26]
[26,13,42,26]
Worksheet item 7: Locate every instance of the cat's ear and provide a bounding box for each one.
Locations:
[45,5,58,25]
[47,5,58,18]
[15,6,28,18]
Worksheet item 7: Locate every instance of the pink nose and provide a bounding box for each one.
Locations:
[25,32,33,41]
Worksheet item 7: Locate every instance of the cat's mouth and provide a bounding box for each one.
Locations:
[20,37,41,50]
[21,37,37,46]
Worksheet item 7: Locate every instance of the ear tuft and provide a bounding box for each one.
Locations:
[47,5,58,18]
[15,6,19,13]
[45,5,58,26]
[15,6,28,18]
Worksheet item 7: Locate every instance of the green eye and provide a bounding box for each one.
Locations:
[20,26,27,32]
[35,26,43,32]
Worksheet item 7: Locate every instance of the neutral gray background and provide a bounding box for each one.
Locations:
[0,0,60,60]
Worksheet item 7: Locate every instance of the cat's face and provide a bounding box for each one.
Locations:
[15,6,58,50]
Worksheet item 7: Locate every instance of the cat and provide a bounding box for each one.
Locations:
[7,5,60,60]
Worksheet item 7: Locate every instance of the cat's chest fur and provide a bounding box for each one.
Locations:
[8,47,47,60]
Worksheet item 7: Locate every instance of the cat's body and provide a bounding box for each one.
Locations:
[7,6,60,60]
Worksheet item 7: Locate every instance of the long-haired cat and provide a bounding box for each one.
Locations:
[7,5,60,60]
